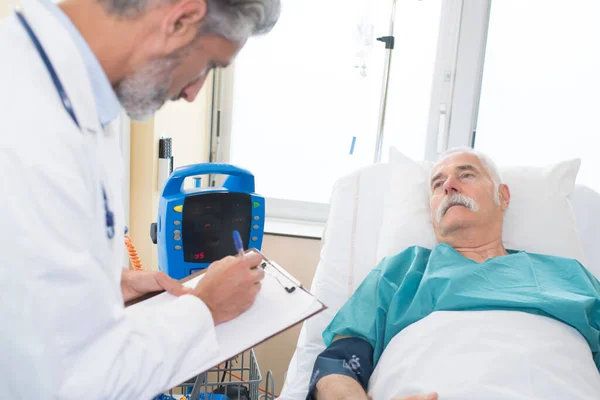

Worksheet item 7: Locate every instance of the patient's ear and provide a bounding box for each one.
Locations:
[499,184,510,212]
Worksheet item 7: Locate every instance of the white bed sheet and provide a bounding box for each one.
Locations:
[369,311,600,400]
[279,162,600,399]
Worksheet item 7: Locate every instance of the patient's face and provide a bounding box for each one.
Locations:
[429,153,503,237]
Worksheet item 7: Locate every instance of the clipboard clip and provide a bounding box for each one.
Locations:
[248,248,303,294]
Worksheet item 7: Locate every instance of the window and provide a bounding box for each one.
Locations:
[453,0,600,193]
[226,0,387,205]
[218,0,444,232]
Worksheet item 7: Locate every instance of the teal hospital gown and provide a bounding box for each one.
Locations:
[323,243,600,370]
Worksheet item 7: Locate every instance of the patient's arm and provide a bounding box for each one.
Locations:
[315,336,368,398]
[307,336,374,400]
[314,374,368,400]
[315,376,438,400]
[308,336,438,400]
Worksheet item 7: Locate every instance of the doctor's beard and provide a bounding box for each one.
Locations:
[115,57,177,121]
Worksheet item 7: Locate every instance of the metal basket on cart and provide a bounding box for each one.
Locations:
[153,349,275,400]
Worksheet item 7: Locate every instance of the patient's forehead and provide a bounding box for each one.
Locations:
[431,153,487,178]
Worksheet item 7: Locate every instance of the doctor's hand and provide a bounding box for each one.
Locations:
[121,269,192,303]
[192,252,264,325]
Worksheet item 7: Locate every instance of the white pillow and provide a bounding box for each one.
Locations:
[377,147,586,264]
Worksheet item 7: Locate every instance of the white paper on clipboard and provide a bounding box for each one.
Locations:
[125,250,326,376]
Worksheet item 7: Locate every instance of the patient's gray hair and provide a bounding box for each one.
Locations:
[433,147,503,205]
[99,0,281,42]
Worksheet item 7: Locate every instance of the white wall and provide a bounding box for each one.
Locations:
[154,91,212,171]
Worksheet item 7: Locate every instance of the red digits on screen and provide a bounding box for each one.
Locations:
[194,252,205,260]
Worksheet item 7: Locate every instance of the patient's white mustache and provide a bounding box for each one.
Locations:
[437,193,479,223]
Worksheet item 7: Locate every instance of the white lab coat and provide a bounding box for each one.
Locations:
[0,0,219,398]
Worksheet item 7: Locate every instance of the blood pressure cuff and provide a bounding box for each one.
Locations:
[306,337,374,400]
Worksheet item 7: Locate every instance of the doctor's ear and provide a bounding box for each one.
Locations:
[161,0,207,52]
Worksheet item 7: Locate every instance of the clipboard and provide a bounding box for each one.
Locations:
[124,249,316,307]
[124,249,327,377]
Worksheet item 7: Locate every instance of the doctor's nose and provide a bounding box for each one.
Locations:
[180,75,208,103]
[443,176,460,195]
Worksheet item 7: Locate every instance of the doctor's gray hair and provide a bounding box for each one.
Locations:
[433,147,503,205]
[99,0,281,42]
[199,0,281,42]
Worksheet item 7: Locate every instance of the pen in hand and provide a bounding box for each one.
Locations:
[233,230,245,258]
[233,230,261,272]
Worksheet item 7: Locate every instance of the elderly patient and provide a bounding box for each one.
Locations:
[307,148,600,400]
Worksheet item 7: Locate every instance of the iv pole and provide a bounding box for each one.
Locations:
[373,0,398,163]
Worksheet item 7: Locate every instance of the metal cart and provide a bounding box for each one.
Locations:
[153,349,276,400]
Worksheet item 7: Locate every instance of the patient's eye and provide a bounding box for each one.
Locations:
[433,182,442,190]
[461,173,475,179]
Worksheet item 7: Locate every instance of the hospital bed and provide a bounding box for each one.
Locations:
[278,157,600,399]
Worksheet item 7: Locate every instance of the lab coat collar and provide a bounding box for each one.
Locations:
[18,0,106,137]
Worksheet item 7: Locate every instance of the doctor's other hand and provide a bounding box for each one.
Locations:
[193,252,265,325]
[121,269,192,303]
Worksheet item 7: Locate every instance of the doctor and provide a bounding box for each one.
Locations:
[0,0,279,398]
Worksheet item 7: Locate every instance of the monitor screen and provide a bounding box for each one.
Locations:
[182,192,252,263]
